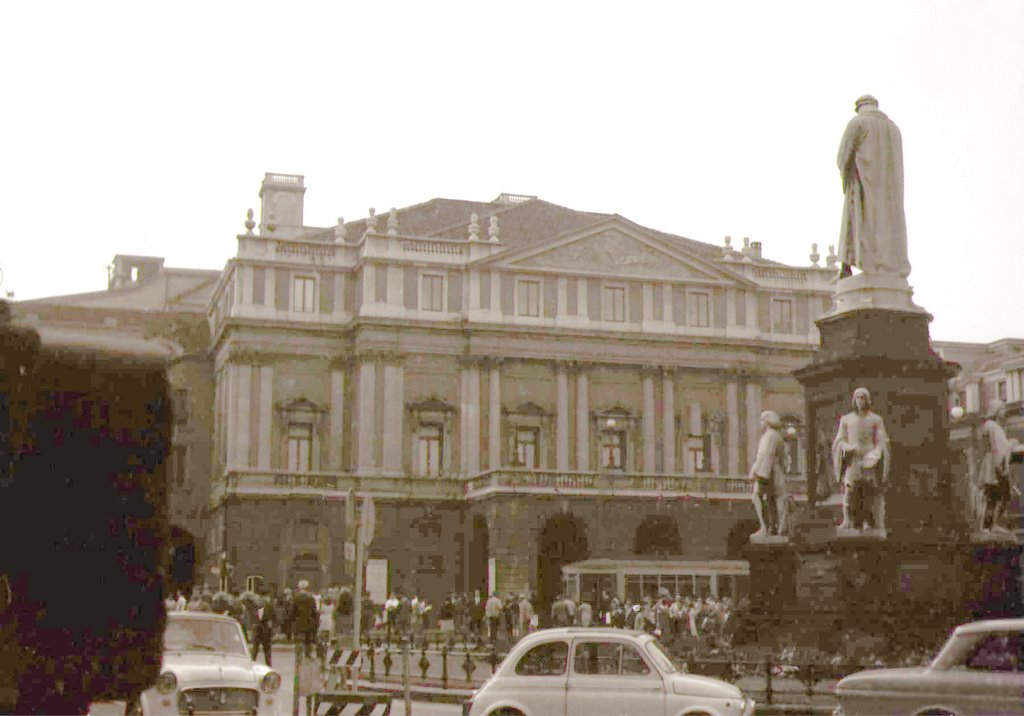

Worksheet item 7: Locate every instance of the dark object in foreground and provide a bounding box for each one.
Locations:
[1,303,171,714]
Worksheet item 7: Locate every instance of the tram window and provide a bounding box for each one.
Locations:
[626,576,641,602]
[695,575,712,598]
[719,575,734,599]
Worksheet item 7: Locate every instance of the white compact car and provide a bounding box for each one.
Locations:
[834,617,1024,716]
[128,611,283,716]
[466,627,754,716]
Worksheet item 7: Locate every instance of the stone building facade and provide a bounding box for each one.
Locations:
[205,172,837,605]
[23,173,1017,610]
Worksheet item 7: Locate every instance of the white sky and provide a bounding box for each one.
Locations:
[2,0,1022,343]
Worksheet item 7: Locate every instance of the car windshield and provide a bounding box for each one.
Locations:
[644,638,678,673]
[164,618,248,656]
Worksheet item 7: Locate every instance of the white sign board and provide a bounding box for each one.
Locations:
[488,557,497,596]
[365,558,389,605]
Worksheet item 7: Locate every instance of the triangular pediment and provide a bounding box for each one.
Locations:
[475,217,750,285]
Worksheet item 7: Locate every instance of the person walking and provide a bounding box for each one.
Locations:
[251,589,277,666]
[484,592,503,642]
[288,579,319,658]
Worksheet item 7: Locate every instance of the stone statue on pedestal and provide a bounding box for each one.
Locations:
[836,95,911,281]
[832,387,890,533]
[975,400,1021,537]
[749,410,790,542]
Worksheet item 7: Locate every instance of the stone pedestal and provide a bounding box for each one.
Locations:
[794,306,962,536]
[757,300,1024,649]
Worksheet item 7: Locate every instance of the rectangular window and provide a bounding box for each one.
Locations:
[422,274,444,312]
[517,280,541,317]
[688,291,710,327]
[997,381,1008,402]
[172,388,190,426]
[170,445,187,487]
[419,425,443,476]
[292,276,316,313]
[772,298,794,334]
[286,423,313,472]
[601,431,625,470]
[603,286,626,322]
[515,427,540,469]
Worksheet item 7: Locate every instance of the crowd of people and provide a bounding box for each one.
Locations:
[167,581,948,673]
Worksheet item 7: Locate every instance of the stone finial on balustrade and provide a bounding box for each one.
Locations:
[825,244,838,267]
[488,215,500,243]
[387,207,400,236]
[244,208,256,236]
[741,236,753,262]
[809,242,820,266]
[366,208,378,234]
[334,217,347,243]
[722,235,735,261]
[468,213,481,242]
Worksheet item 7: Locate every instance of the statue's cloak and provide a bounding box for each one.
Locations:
[837,107,911,278]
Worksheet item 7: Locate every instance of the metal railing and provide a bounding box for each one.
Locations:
[317,630,868,709]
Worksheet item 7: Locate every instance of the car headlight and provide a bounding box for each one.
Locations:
[261,672,282,694]
[155,671,178,694]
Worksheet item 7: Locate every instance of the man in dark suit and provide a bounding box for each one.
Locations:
[288,579,319,658]
[251,589,277,666]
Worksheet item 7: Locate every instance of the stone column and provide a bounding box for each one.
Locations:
[556,363,570,471]
[362,265,376,308]
[726,379,740,475]
[235,364,252,468]
[642,370,656,472]
[224,364,237,468]
[356,360,377,473]
[662,368,676,474]
[489,363,502,470]
[232,267,244,309]
[576,367,590,471]
[381,359,405,474]
[460,361,481,475]
[257,366,273,470]
[745,381,763,471]
[328,368,345,471]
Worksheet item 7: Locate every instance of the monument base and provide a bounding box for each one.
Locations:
[827,272,927,317]
[742,537,1023,652]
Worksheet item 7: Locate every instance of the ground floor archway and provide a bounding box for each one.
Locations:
[536,512,589,615]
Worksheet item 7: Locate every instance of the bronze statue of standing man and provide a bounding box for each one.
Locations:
[836,95,912,281]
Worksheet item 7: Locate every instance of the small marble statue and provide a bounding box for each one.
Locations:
[975,400,1021,536]
[832,387,890,532]
[749,410,789,540]
[836,96,911,280]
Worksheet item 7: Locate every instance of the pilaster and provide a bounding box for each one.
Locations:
[726,379,740,475]
[488,362,502,470]
[662,367,676,474]
[575,365,591,471]
[556,363,570,471]
[381,359,405,474]
[257,366,273,469]
[356,360,377,473]
[642,369,656,472]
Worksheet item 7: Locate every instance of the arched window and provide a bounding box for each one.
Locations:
[634,514,681,556]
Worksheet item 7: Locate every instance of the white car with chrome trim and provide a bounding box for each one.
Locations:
[466,627,754,716]
[128,611,283,716]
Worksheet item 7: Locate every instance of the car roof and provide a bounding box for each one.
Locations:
[519,627,651,639]
[953,618,1024,635]
[167,611,239,623]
